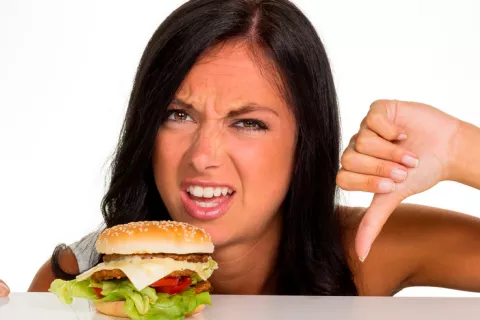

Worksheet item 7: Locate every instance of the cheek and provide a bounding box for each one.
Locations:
[231,132,295,212]
[152,131,186,202]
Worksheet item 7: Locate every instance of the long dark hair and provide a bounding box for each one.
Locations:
[52,0,358,296]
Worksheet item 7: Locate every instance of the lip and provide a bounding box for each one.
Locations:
[180,179,235,221]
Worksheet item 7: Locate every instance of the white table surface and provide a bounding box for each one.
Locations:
[1,293,479,319]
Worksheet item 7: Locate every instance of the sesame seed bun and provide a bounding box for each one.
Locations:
[93,301,205,318]
[95,221,214,255]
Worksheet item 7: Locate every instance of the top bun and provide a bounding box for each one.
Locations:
[96,221,214,255]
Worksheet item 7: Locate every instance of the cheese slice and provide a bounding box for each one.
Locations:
[76,256,218,292]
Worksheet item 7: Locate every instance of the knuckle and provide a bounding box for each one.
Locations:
[364,116,373,129]
[349,133,358,145]
[365,112,383,128]
[364,176,375,192]
[360,118,367,128]
[340,151,355,169]
[369,100,380,109]
[355,136,370,152]
[375,162,387,176]
[389,147,400,161]
[336,170,347,188]
[369,99,386,110]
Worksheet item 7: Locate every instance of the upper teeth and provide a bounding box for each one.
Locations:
[187,186,233,198]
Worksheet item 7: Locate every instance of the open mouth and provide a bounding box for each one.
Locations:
[186,186,234,207]
[181,184,236,220]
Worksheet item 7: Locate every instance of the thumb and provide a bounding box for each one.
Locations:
[355,192,405,262]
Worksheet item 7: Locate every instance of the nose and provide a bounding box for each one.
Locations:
[188,124,223,173]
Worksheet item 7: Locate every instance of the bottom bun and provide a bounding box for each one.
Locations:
[186,304,205,316]
[94,301,205,318]
[94,301,129,318]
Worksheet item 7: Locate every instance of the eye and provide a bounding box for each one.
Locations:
[232,119,269,131]
[167,110,194,122]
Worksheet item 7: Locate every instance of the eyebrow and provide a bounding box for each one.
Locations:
[172,98,279,117]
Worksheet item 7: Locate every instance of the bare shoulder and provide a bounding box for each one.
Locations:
[339,203,480,295]
[28,247,79,292]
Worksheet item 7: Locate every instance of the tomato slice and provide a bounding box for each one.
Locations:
[150,277,180,287]
[154,277,192,295]
[93,287,104,298]
[169,277,192,294]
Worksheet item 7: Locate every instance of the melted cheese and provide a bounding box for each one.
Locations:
[76,257,217,291]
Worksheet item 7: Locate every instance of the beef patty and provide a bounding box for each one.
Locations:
[102,253,210,263]
[193,280,212,294]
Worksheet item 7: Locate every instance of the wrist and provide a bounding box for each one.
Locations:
[448,120,480,189]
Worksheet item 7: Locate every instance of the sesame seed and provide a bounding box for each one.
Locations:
[98,220,211,243]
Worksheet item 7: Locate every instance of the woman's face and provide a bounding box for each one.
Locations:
[153,42,296,247]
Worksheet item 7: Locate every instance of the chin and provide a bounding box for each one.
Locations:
[172,218,235,249]
[168,206,244,249]
[194,223,234,247]
[206,230,235,249]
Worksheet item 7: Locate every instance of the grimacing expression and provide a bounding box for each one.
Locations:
[153,42,296,247]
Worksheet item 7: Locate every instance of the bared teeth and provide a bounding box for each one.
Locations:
[203,187,214,198]
[194,200,219,208]
[193,186,203,197]
[187,185,234,198]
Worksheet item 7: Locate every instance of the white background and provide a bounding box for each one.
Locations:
[0,0,479,296]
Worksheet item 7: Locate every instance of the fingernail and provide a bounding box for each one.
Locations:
[402,155,419,168]
[359,246,371,262]
[397,133,407,140]
[391,168,407,181]
[378,180,395,193]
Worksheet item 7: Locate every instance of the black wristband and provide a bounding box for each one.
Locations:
[50,244,77,281]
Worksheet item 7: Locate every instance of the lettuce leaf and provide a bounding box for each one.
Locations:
[49,278,97,304]
[49,278,211,320]
[125,290,211,320]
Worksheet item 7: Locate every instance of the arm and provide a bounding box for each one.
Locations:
[346,120,480,294]
[402,205,480,292]
[337,100,479,260]
[27,247,79,292]
[450,120,480,190]
[346,204,480,295]
[337,100,480,293]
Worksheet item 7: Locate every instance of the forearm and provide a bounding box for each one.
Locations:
[28,248,79,292]
[450,120,480,189]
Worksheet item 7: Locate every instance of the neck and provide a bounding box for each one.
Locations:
[210,214,282,295]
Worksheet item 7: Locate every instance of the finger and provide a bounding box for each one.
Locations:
[355,131,419,168]
[348,133,358,147]
[366,100,407,141]
[0,280,10,297]
[336,169,396,193]
[355,192,405,261]
[341,149,408,183]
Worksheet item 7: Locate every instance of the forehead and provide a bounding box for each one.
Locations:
[176,41,285,107]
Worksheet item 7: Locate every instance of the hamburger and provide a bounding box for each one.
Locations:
[49,221,218,319]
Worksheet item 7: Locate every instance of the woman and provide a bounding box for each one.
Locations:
[1,0,479,297]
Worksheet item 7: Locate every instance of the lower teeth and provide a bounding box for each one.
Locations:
[194,201,218,208]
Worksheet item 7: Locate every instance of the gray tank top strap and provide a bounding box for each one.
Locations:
[69,228,104,273]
